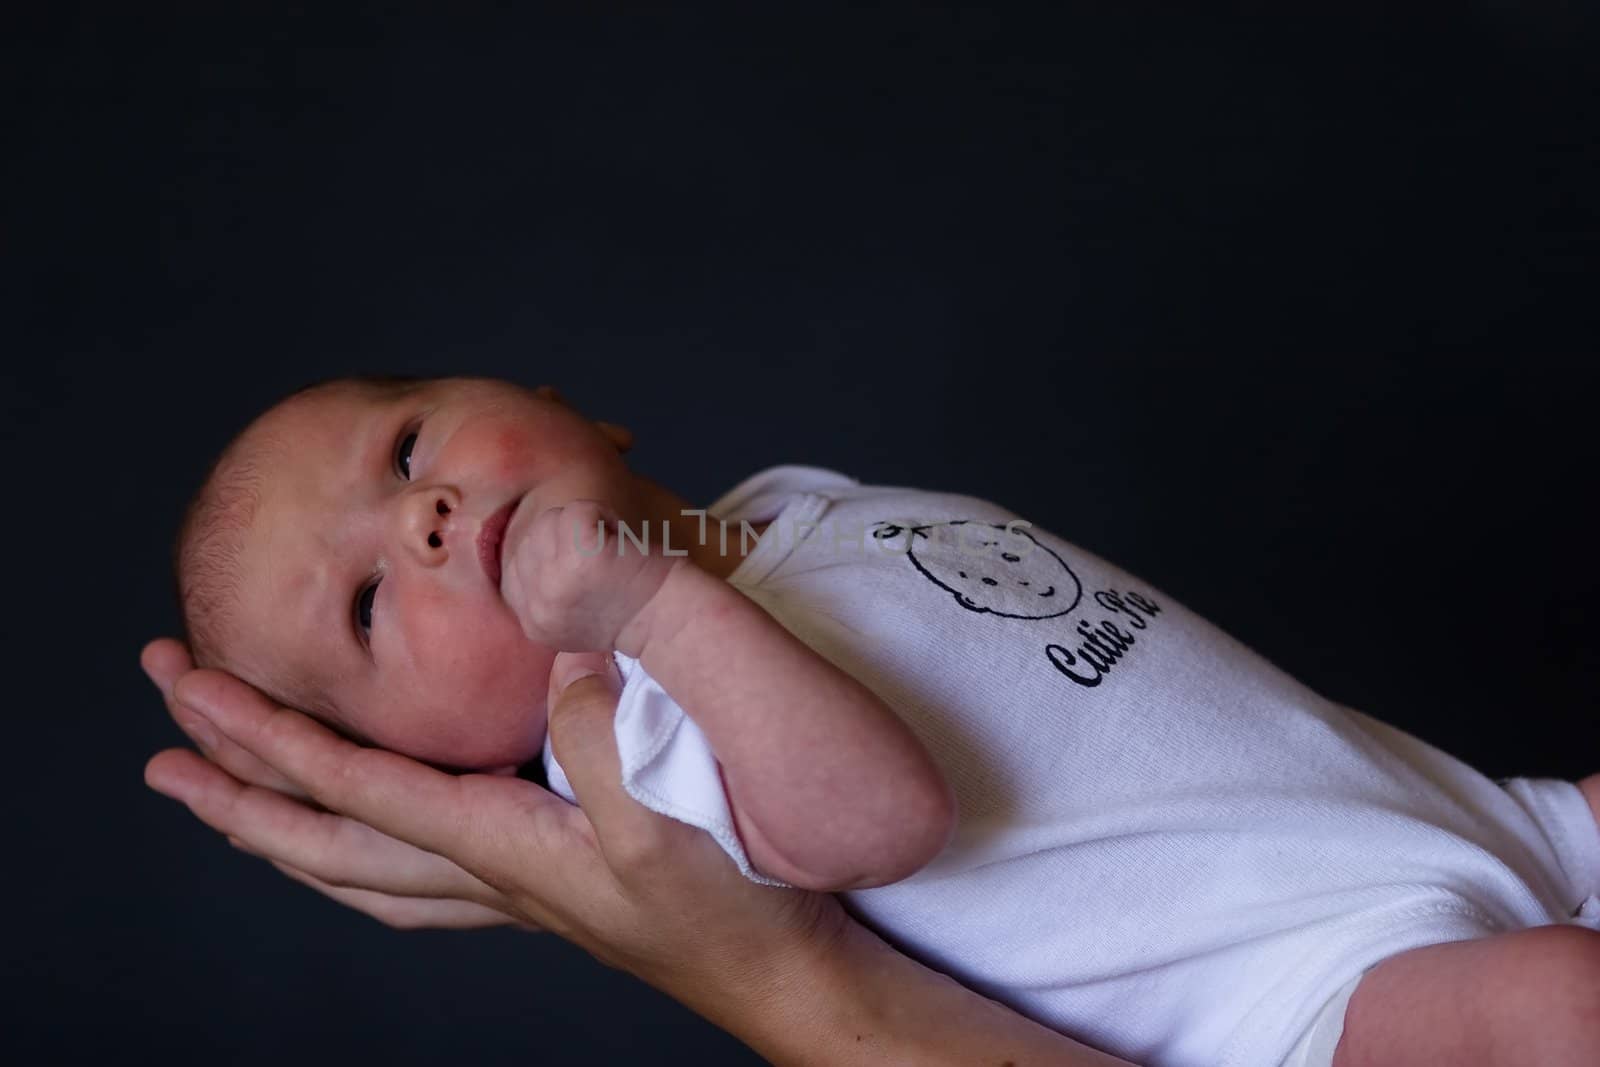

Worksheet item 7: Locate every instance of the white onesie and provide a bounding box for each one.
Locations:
[544,465,1600,1067]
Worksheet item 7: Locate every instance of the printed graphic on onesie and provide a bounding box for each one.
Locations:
[869,519,1082,619]
[870,518,1166,689]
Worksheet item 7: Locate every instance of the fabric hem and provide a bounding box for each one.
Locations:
[621,774,791,887]
[1220,898,1501,1067]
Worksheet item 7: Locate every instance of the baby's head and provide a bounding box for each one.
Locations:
[175,376,637,770]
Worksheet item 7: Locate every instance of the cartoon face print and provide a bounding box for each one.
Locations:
[871,520,1082,620]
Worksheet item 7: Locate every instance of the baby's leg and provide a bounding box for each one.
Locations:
[1332,925,1600,1067]
[1578,773,1600,828]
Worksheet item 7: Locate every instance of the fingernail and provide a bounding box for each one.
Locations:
[149,780,192,804]
[178,714,219,752]
[550,659,600,694]
[551,653,618,694]
[145,767,193,804]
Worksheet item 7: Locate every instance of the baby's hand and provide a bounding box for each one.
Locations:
[500,499,682,652]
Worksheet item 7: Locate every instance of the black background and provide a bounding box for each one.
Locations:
[7,5,1599,1064]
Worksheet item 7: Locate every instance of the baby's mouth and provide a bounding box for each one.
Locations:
[478,497,521,587]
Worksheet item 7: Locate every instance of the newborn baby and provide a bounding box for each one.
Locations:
[176,375,1600,1067]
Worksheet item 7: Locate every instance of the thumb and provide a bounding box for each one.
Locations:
[547,650,616,709]
[545,652,638,831]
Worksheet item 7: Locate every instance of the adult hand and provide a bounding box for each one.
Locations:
[143,639,530,930]
[143,638,1138,1065]
[142,639,842,1023]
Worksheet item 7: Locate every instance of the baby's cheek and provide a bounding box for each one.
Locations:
[399,595,554,766]
[452,415,541,484]
[489,425,536,481]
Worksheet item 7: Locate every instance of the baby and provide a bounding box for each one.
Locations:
[176,375,1600,1067]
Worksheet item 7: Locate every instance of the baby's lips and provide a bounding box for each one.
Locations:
[483,492,534,591]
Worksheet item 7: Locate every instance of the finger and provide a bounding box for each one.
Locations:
[545,650,615,716]
[140,637,193,687]
[142,639,311,800]
[263,859,525,931]
[171,668,585,890]
[546,653,665,844]
[145,747,502,907]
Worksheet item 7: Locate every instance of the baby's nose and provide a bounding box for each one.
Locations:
[396,485,462,563]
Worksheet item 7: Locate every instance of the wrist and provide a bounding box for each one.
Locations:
[739,918,927,1066]
[611,556,732,662]
[612,556,714,659]
[697,909,873,1066]
[742,915,1113,1067]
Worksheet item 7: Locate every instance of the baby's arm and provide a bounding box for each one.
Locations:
[502,501,955,891]
[616,559,956,890]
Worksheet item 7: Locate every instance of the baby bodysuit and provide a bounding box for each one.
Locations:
[544,465,1600,1067]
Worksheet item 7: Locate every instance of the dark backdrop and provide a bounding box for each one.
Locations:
[7,5,1598,1064]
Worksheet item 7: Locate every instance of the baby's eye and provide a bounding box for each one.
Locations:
[356,579,380,635]
[395,431,418,480]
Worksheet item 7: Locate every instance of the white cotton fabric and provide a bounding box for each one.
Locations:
[545,465,1600,1067]
[1279,971,1364,1067]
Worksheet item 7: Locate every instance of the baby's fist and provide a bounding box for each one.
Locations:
[500,499,679,652]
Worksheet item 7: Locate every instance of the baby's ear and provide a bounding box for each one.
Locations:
[534,385,631,453]
[596,420,634,454]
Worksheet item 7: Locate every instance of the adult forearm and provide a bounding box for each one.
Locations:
[740,920,1140,1067]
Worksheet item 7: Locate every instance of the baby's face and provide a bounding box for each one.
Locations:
[227,378,637,768]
